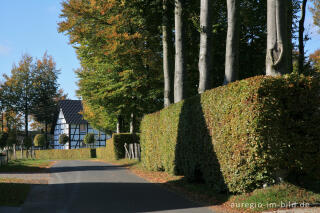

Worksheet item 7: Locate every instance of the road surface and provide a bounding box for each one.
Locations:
[20,160,213,213]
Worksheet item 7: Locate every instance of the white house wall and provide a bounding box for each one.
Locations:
[53,109,69,149]
[53,109,110,149]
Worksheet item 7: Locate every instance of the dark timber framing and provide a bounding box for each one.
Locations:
[53,100,110,149]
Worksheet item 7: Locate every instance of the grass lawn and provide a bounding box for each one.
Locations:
[101,158,320,213]
[0,159,53,206]
[0,159,54,173]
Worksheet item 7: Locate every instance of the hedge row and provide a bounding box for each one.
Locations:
[34,148,95,160]
[96,133,139,161]
[140,75,320,193]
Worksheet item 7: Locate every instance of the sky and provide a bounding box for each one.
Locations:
[0,1,319,101]
[0,0,80,99]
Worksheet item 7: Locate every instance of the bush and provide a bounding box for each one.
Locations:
[140,75,320,193]
[59,134,69,145]
[83,133,95,145]
[0,132,8,149]
[96,133,139,161]
[23,137,33,149]
[35,148,95,160]
[33,134,45,147]
[6,132,17,147]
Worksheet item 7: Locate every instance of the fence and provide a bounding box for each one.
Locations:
[124,143,141,160]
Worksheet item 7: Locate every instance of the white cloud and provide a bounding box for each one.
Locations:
[0,44,11,55]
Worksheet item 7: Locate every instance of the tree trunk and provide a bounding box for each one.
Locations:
[116,120,120,133]
[163,0,174,107]
[24,110,28,139]
[174,0,186,103]
[224,0,240,84]
[1,111,3,132]
[130,113,134,133]
[266,0,289,76]
[116,116,123,133]
[45,122,48,149]
[198,0,213,93]
[288,0,293,73]
[299,0,308,74]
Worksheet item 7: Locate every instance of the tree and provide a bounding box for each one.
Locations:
[266,0,289,76]
[198,0,213,93]
[59,0,163,131]
[33,134,46,147]
[32,53,59,146]
[163,0,174,106]
[59,134,69,146]
[0,132,8,150]
[2,54,36,139]
[310,0,320,31]
[224,0,240,84]
[309,49,320,71]
[83,133,95,147]
[298,0,308,74]
[174,0,186,102]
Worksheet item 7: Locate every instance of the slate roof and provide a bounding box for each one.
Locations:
[59,100,88,124]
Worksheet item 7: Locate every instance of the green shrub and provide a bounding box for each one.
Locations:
[35,148,95,160]
[0,132,8,149]
[96,133,139,161]
[23,137,33,149]
[83,133,95,145]
[59,134,69,145]
[33,134,45,147]
[140,74,320,193]
[6,132,17,147]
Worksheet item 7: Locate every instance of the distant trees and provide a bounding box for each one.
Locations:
[2,54,37,139]
[1,53,60,146]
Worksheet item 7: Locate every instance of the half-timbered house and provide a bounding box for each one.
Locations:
[53,100,110,149]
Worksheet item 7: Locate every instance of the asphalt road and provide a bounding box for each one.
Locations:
[20,160,213,213]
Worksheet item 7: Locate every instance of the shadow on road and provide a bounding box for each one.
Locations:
[21,182,209,213]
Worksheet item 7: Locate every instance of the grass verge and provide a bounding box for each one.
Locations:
[98,158,320,213]
[0,159,54,173]
[0,179,30,206]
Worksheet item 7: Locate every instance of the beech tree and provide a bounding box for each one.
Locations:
[198,0,213,93]
[59,0,163,132]
[310,0,320,31]
[174,0,186,102]
[266,0,289,76]
[163,0,174,106]
[298,0,308,74]
[224,0,240,84]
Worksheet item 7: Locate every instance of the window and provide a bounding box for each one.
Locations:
[80,124,86,132]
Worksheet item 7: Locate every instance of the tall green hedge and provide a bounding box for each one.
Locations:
[96,133,140,161]
[34,148,94,160]
[140,75,320,193]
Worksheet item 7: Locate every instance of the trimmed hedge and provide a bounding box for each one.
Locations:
[34,148,95,160]
[96,133,139,161]
[140,75,320,193]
